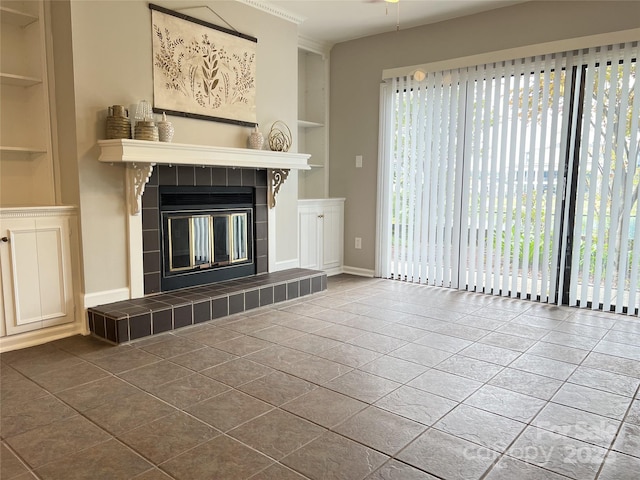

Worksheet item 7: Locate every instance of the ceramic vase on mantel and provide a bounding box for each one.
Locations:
[248,125,264,149]
[157,112,175,142]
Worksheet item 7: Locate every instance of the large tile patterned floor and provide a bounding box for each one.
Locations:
[1,274,639,480]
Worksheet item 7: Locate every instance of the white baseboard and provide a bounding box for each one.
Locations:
[0,322,86,353]
[324,266,344,277]
[274,259,300,271]
[84,288,130,308]
[342,266,375,277]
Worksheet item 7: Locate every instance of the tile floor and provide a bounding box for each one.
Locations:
[1,274,639,480]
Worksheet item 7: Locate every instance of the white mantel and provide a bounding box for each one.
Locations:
[98,139,311,215]
[98,139,311,170]
[97,139,310,299]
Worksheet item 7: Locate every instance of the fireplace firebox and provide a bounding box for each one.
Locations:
[159,185,255,291]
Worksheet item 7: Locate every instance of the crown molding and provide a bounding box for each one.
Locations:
[299,36,332,57]
[236,0,306,25]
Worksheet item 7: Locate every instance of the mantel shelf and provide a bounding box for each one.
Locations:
[98,139,311,215]
[98,139,311,170]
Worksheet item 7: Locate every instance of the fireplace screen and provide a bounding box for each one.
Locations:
[159,185,256,291]
[167,211,250,272]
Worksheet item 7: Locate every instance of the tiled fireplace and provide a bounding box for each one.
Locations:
[87,140,325,344]
[141,165,269,295]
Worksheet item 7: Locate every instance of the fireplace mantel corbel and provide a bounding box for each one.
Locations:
[268,169,290,208]
[98,139,311,214]
[127,163,155,215]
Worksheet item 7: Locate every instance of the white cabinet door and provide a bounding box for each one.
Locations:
[299,199,344,275]
[1,215,74,335]
[321,204,343,271]
[299,205,321,270]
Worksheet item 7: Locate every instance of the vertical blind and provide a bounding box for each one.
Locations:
[380,41,639,315]
[568,44,640,314]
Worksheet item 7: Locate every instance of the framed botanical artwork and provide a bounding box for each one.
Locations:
[149,3,257,127]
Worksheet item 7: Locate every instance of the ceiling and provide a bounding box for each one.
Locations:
[266,0,528,46]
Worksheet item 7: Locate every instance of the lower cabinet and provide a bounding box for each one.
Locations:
[0,207,76,336]
[299,198,344,275]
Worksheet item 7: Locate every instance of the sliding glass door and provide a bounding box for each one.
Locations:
[379,41,639,315]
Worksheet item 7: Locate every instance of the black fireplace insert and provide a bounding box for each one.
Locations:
[159,185,256,291]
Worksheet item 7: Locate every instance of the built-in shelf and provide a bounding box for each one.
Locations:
[0,6,38,27]
[0,72,42,87]
[309,164,324,168]
[0,146,47,155]
[298,120,324,129]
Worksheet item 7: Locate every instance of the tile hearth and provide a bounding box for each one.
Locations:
[88,269,327,344]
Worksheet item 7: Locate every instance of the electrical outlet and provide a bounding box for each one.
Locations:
[355,155,363,168]
[355,237,362,249]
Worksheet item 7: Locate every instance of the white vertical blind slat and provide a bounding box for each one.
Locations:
[531,56,552,301]
[466,66,482,291]
[435,78,448,285]
[477,66,493,293]
[600,46,623,310]
[494,65,511,295]
[421,72,436,284]
[405,78,418,282]
[605,47,631,311]
[413,80,427,283]
[511,59,531,298]
[623,52,640,316]
[521,58,542,298]
[592,51,619,310]
[541,53,564,303]
[503,67,521,296]
[443,70,460,287]
[428,71,443,284]
[458,72,475,290]
[574,55,599,306]
[401,77,411,280]
[485,64,502,294]
[391,77,403,278]
[452,69,468,289]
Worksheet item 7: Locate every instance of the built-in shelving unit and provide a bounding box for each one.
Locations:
[0,0,56,206]
[0,5,37,26]
[298,45,330,199]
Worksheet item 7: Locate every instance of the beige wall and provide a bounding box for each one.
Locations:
[329,0,640,272]
[66,0,299,298]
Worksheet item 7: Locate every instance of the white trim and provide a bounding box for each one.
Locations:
[83,288,129,308]
[268,206,276,274]
[342,266,375,278]
[324,266,344,277]
[0,322,86,353]
[98,139,311,170]
[0,206,77,218]
[127,213,144,299]
[298,198,346,206]
[235,0,305,25]
[274,258,300,272]
[375,81,390,278]
[299,36,332,58]
[382,28,640,80]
